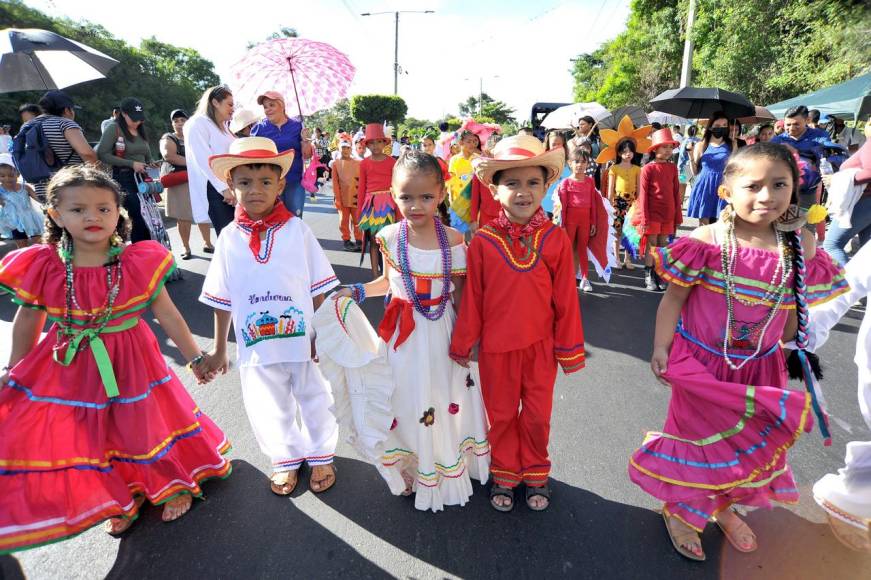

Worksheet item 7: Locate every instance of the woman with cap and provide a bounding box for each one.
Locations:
[184,85,237,234]
[26,90,97,202]
[160,109,214,259]
[250,91,313,217]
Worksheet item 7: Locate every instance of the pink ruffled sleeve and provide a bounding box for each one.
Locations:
[653,237,716,287]
[803,248,850,307]
[0,244,56,308]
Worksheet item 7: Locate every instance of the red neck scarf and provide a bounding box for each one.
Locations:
[234,202,293,257]
[493,208,549,243]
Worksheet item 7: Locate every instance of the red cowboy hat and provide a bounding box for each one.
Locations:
[646,128,680,154]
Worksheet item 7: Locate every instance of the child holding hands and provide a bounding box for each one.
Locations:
[335,150,489,512]
[450,135,585,512]
[199,137,340,497]
[0,166,228,552]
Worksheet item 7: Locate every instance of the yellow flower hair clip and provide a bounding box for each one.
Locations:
[806,203,828,225]
[596,115,653,164]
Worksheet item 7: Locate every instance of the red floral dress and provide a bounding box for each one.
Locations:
[0,241,230,554]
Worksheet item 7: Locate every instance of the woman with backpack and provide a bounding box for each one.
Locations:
[97,97,180,280]
[160,109,214,260]
[13,91,97,202]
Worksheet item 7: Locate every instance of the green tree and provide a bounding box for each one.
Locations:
[458,93,516,124]
[247,26,299,49]
[306,98,357,135]
[349,94,408,126]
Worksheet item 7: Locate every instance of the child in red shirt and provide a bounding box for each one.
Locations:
[635,128,681,291]
[557,148,607,292]
[450,135,585,513]
[358,123,399,277]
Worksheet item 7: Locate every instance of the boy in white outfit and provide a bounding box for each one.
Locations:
[199,137,340,495]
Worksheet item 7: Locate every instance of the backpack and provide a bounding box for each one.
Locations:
[12,118,71,183]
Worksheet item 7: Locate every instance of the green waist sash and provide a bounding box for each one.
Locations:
[52,317,140,398]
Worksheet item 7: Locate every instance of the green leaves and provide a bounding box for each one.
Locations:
[349,94,408,125]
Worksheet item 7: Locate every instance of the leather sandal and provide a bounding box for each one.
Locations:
[270,471,298,496]
[715,513,758,553]
[310,463,336,493]
[490,485,514,512]
[525,484,551,511]
[663,512,706,561]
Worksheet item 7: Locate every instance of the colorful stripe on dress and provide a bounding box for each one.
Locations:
[477,223,557,272]
[381,437,489,487]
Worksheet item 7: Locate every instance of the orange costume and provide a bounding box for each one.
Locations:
[332,157,361,243]
[450,210,585,488]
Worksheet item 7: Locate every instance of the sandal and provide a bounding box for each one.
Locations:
[490,485,515,512]
[715,512,758,553]
[161,493,193,522]
[310,463,336,493]
[663,511,706,561]
[105,495,145,537]
[270,470,298,496]
[400,471,415,496]
[203,245,215,254]
[525,484,551,512]
[180,250,192,260]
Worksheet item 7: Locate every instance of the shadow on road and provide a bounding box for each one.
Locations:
[105,460,389,579]
[0,554,25,580]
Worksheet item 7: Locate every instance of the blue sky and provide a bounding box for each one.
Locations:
[24,0,632,121]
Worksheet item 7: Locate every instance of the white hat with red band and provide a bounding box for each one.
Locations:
[209,136,295,181]
[473,134,566,188]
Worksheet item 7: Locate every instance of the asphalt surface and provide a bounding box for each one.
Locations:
[1,185,869,579]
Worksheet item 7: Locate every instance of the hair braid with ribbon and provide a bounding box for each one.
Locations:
[787,229,831,445]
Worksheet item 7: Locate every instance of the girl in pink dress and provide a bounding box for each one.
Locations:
[629,143,848,561]
[0,166,228,554]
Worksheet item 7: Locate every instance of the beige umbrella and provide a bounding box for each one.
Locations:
[737,105,775,125]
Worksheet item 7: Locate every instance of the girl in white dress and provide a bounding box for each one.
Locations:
[336,150,490,511]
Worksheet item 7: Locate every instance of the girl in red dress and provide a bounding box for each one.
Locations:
[0,166,229,554]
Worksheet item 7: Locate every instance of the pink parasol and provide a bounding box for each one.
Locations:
[230,38,355,118]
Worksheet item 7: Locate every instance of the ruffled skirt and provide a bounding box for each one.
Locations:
[358,191,399,234]
[628,334,812,531]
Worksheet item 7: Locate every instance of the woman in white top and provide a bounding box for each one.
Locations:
[184,85,236,234]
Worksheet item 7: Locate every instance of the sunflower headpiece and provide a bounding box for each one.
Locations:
[595,115,653,164]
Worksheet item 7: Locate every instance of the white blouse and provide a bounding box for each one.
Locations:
[183,114,236,223]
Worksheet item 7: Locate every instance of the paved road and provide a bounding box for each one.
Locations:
[1,187,869,579]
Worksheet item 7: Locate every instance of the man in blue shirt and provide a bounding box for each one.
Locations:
[771,105,830,209]
[250,91,313,216]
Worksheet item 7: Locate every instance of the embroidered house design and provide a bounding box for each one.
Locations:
[241,305,306,347]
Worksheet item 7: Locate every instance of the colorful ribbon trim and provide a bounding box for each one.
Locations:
[52,317,139,398]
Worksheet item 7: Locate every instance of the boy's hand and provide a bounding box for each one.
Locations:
[650,347,670,386]
[590,224,597,237]
[311,338,319,363]
[0,371,10,388]
[333,287,352,299]
[198,349,229,383]
[449,352,470,368]
[469,223,478,234]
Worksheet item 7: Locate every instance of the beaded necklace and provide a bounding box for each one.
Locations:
[720,218,790,371]
[59,236,123,337]
[396,217,452,321]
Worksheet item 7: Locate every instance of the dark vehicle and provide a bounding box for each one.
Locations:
[530,102,570,140]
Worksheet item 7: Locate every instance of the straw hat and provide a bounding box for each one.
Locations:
[230,108,260,134]
[209,136,294,181]
[473,134,566,188]
[645,128,680,154]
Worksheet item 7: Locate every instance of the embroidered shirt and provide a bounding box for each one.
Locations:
[449,219,586,373]
[199,219,339,367]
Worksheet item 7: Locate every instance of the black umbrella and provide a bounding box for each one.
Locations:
[598,105,649,130]
[649,87,755,120]
[0,28,119,93]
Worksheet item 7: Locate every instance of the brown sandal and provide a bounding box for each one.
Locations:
[270,471,298,496]
[715,512,758,553]
[310,463,337,493]
[663,511,706,561]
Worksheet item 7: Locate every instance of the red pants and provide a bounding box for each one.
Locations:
[338,203,361,242]
[564,208,591,278]
[478,338,557,488]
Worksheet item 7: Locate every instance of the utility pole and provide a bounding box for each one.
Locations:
[361,10,435,95]
[479,78,483,116]
[679,0,696,87]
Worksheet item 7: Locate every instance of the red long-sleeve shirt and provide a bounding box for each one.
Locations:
[358,156,396,195]
[469,175,501,228]
[449,220,585,373]
[637,161,682,227]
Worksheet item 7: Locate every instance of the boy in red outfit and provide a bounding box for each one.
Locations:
[635,128,681,291]
[449,135,585,512]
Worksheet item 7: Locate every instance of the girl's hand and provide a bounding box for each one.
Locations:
[220,189,237,206]
[132,161,147,173]
[450,352,470,368]
[0,371,10,388]
[198,350,229,383]
[590,224,597,237]
[333,288,352,299]
[310,338,319,363]
[650,347,670,386]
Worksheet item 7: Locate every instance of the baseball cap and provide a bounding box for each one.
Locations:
[256,91,285,106]
[120,97,146,122]
[339,140,352,148]
[170,109,188,121]
[39,90,79,112]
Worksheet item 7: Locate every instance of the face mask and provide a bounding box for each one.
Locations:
[710,127,728,139]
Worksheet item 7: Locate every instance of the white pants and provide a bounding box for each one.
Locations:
[240,361,338,473]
